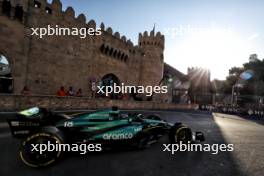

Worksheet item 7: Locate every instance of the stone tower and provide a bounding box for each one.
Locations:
[138,29,165,88]
[0,0,165,96]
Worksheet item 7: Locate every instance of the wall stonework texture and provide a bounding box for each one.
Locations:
[0,0,165,96]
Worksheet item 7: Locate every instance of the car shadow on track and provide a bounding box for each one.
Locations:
[0,111,247,176]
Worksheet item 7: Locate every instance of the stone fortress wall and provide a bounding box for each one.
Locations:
[0,0,165,96]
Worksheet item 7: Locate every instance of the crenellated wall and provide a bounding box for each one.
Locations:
[138,30,165,89]
[0,0,165,97]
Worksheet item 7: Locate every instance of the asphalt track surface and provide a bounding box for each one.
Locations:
[0,110,263,176]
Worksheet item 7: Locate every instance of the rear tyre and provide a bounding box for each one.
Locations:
[19,129,64,168]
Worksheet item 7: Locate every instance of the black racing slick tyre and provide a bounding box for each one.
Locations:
[169,123,192,143]
[19,128,64,168]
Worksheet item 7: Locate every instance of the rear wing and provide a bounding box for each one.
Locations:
[7,107,69,138]
[7,117,41,138]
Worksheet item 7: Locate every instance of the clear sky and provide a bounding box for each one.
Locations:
[53,0,264,80]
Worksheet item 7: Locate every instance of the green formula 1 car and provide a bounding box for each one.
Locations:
[7,107,205,168]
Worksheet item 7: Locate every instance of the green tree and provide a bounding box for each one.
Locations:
[220,54,264,96]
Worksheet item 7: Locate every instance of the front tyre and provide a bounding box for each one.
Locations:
[19,132,63,168]
[169,123,192,143]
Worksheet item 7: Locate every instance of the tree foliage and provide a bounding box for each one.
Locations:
[218,54,264,95]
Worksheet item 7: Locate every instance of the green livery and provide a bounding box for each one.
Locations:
[7,107,205,168]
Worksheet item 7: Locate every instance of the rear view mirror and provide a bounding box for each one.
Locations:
[195,132,205,142]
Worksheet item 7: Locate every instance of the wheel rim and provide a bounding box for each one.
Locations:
[20,133,61,167]
[176,128,191,143]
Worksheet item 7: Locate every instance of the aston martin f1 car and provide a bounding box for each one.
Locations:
[7,107,205,168]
